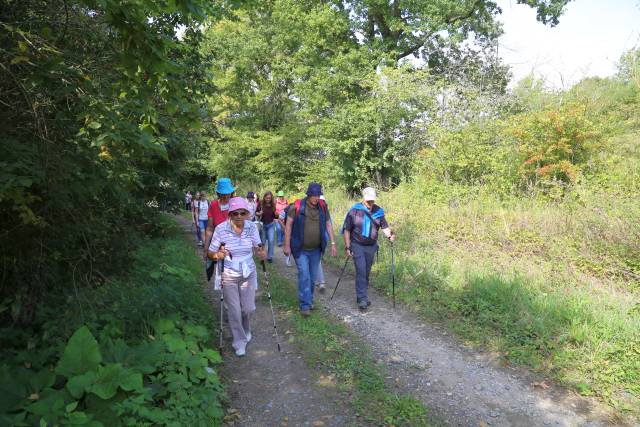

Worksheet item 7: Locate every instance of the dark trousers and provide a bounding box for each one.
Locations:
[352,241,377,303]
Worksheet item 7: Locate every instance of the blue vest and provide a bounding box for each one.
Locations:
[291,198,328,258]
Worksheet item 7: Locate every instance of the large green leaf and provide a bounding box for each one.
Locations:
[57,326,102,377]
[67,371,97,399]
[89,363,142,400]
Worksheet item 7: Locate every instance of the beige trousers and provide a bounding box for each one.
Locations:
[221,270,256,351]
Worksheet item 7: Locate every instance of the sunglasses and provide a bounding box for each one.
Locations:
[230,210,248,217]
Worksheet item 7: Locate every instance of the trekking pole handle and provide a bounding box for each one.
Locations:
[219,243,225,273]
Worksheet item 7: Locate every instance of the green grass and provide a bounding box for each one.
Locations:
[319,147,640,421]
[265,268,433,427]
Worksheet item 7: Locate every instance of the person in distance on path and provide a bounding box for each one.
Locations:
[192,191,209,247]
[342,187,395,311]
[208,197,266,357]
[283,183,337,317]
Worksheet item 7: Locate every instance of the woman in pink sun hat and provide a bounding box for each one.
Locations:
[208,197,266,356]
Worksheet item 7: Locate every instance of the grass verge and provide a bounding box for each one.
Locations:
[321,187,639,422]
[265,268,433,427]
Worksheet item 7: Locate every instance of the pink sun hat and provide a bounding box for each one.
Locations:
[228,197,249,213]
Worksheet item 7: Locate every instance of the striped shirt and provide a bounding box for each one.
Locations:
[209,220,261,272]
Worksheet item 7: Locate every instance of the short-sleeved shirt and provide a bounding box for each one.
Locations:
[343,204,388,245]
[287,200,332,250]
[209,220,261,273]
[194,199,209,220]
[275,198,288,215]
[207,200,229,227]
[260,203,278,225]
[246,200,257,221]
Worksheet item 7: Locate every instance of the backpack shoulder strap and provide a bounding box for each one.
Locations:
[294,199,302,218]
[318,199,328,215]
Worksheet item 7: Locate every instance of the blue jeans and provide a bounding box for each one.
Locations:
[196,219,207,242]
[294,248,321,310]
[275,221,285,246]
[351,241,377,304]
[263,222,276,260]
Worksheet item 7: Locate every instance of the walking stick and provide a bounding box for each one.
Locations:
[260,259,282,352]
[390,240,395,309]
[330,256,350,300]
[218,243,226,349]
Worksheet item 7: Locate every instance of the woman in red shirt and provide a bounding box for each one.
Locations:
[203,177,235,259]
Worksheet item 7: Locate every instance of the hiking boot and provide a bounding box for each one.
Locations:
[317,283,326,294]
[300,309,311,317]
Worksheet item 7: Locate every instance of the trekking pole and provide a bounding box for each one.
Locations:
[390,240,395,309]
[218,243,226,349]
[330,256,350,300]
[260,258,282,352]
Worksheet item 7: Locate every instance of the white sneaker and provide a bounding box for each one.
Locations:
[235,345,246,357]
[245,332,252,343]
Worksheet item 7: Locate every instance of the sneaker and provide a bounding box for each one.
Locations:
[358,301,369,311]
[197,241,203,247]
[300,309,311,317]
[235,345,246,357]
[317,283,326,294]
[245,331,252,343]
[267,259,273,264]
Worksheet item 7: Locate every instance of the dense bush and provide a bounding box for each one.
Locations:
[0,216,225,427]
[0,0,219,325]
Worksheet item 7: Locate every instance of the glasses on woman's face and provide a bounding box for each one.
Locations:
[230,210,248,217]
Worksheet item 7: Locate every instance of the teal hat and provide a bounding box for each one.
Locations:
[215,177,235,195]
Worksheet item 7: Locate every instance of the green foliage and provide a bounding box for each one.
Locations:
[0,0,224,324]
[1,321,223,427]
[199,0,564,192]
[508,103,602,193]
[0,217,226,426]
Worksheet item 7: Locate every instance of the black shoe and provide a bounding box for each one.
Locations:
[358,301,369,311]
[267,259,273,263]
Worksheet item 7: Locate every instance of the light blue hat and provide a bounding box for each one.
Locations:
[215,177,235,195]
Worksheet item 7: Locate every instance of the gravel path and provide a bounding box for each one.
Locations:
[174,215,357,427]
[271,249,625,427]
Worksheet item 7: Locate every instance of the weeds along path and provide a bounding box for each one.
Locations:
[174,215,356,427]
[271,249,621,427]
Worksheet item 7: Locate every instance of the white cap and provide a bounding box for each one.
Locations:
[362,187,376,201]
[319,195,325,200]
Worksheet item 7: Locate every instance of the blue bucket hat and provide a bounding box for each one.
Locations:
[306,182,323,197]
[215,177,235,195]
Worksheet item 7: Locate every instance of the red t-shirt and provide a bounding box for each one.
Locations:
[207,200,229,227]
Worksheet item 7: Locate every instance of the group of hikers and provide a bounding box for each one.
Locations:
[189,178,395,357]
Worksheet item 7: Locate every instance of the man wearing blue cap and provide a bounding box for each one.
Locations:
[203,177,235,259]
[283,182,337,316]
